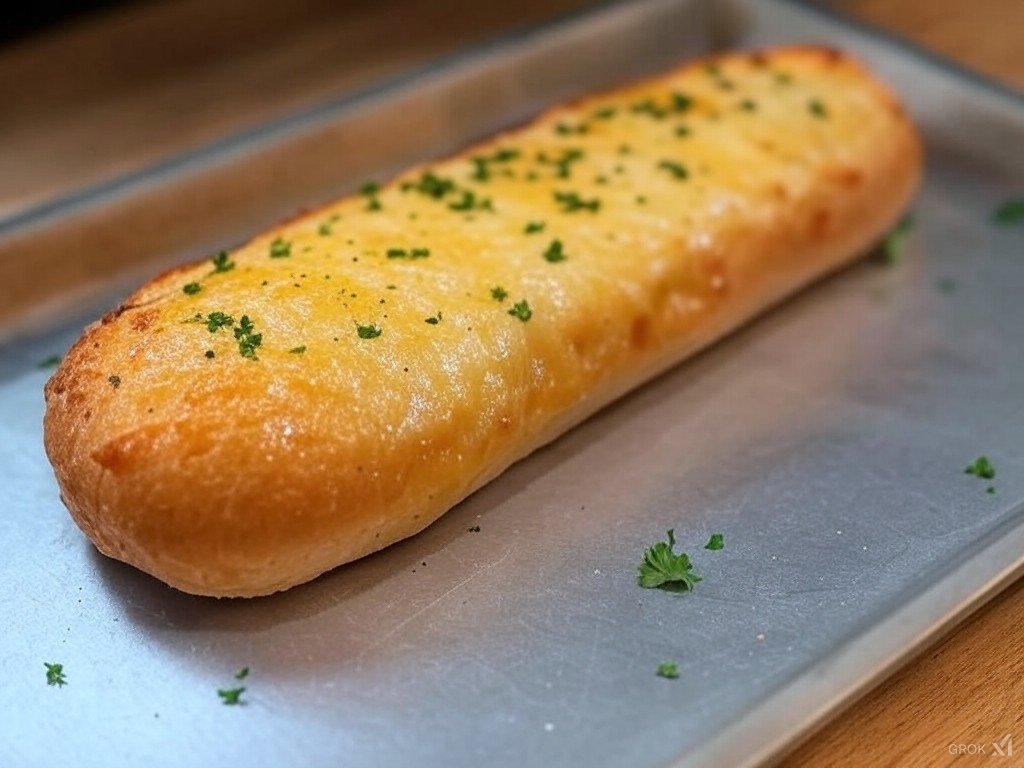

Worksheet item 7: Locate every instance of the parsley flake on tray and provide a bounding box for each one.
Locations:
[216,667,250,705]
[218,687,245,706]
[964,456,998,494]
[964,456,995,480]
[656,661,680,679]
[44,662,67,687]
[993,198,1024,225]
[638,529,701,591]
[965,456,998,493]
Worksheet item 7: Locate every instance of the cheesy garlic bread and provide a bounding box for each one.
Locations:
[44,47,921,596]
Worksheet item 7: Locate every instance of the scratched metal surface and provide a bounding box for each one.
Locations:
[1,1,1024,766]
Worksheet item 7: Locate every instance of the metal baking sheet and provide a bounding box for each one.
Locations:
[2,1,1023,766]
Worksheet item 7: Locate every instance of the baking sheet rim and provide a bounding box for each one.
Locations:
[4,0,1022,764]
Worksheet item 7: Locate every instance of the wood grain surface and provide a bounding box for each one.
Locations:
[2,1,1022,765]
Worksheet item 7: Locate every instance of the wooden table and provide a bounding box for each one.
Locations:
[3,1,1021,764]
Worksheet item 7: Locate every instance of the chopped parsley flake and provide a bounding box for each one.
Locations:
[656,661,680,679]
[555,121,589,135]
[470,158,490,181]
[537,148,584,180]
[638,529,701,591]
[543,239,567,263]
[738,98,757,112]
[882,214,915,265]
[524,220,546,234]
[235,667,250,680]
[44,662,67,687]
[704,64,734,89]
[218,687,245,706]
[554,149,584,179]
[205,350,215,359]
[288,346,306,354]
[107,375,121,389]
[449,190,493,212]
[993,199,1024,225]
[630,98,667,120]
[470,149,520,181]
[361,181,382,211]
[269,238,291,258]
[808,99,828,119]
[357,324,382,339]
[317,223,332,236]
[425,312,442,325]
[674,125,692,138]
[37,355,61,369]
[964,456,996,480]
[402,171,456,199]
[671,92,693,112]
[490,286,508,302]
[507,300,533,322]
[490,148,520,162]
[183,282,202,295]
[658,160,689,180]
[211,251,235,273]
[592,106,617,120]
[387,247,430,259]
[234,315,263,359]
[200,311,234,332]
[705,533,724,551]
[554,191,600,213]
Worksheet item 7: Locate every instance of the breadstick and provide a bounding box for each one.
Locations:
[44,47,921,596]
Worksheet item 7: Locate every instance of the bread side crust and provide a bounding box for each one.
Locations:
[44,47,922,596]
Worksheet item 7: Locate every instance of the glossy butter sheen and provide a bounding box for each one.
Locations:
[43,47,921,596]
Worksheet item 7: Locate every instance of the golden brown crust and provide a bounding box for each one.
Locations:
[44,47,922,596]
